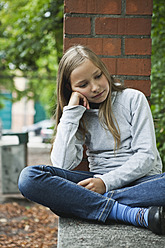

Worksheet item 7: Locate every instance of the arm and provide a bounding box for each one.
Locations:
[96,91,161,192]
[51,92,89,170]
[51,105,86,170]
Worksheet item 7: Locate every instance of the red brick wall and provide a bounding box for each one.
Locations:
[63,0,153,171]
[64,0,153,97]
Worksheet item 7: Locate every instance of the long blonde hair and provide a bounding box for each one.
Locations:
[55,45,125,149]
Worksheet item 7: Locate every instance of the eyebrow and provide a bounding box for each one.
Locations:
[75,69,101,86]
[93,68,100,76]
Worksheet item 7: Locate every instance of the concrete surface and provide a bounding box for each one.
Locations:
[57,217,165,248]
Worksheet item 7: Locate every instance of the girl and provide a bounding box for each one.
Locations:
[18,45,165,235]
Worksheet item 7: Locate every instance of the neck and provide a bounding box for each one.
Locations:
[89,102,100,109]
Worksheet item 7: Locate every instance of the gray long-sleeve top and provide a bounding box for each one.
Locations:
[51,89,162,192]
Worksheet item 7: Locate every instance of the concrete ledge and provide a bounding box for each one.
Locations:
[57,217,165,248]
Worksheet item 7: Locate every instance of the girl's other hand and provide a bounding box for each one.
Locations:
[77,178,106,194]
[68,92,90,109]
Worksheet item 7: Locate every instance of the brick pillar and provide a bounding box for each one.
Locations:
[63,0,153,170]
[64,0,153,97]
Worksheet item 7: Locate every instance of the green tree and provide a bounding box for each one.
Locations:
[151,0,165,168]
[0,0,63,115]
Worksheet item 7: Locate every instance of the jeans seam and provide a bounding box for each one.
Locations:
[98,197,114,222]
[108,191,115,199]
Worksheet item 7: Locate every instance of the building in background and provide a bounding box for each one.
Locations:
[0,76,46,132]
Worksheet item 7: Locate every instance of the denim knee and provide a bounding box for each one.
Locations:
[18,166,34,197]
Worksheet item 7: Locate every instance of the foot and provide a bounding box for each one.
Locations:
[148,206,165,235]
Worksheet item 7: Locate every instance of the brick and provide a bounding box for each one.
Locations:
[95,17,151,35]
[101,58,118,75]
[64,38,103,54]
[103,38,121,56]
[101,58,151,76]
[125,38,152,55]
[124,80,151,96]
[64,0,121,14]
[117,58,151,76]
[64,17,91,35]
[126,0,153,15]
[64,37,121,56]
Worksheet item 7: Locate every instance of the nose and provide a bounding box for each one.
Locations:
[90,81,99,93]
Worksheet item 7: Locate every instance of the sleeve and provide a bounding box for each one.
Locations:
[51,105,86,170]
[95,91,161,192]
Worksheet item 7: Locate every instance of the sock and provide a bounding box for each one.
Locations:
[108,201,149,227]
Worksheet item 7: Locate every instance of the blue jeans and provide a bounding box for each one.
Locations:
[18,165,165,223]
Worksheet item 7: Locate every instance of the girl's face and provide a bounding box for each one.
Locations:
[70,59,110,104]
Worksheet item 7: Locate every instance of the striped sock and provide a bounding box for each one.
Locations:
[108,201,149,227]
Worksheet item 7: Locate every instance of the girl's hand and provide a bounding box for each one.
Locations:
[68,92,90,109]
[77,178,106,194]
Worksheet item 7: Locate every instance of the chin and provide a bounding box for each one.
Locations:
[94,97,107,104]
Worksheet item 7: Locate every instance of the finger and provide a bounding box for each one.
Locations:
[77,178,91,187]
[83,97,90,110]
[83,98,87,108]
[73,91,89,109]
[68,92,80,106]
[84,183,94,191]
[84,99,90,110]
[86,101,90,110]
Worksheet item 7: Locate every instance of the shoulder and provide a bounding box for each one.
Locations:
[115,88,147,106]
[113,88,149,115]
[117,88,145,99]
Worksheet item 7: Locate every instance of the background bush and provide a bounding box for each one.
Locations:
[151,0,165,170]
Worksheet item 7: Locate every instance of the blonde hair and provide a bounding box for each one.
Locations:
[55,45,125,149]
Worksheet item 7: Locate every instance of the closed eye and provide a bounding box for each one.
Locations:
[79,82,88,88]
[95,72,102,80]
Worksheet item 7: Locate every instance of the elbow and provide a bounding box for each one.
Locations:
[139,148,157,173]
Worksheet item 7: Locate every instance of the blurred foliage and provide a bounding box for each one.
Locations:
[0,0,63,116]
[151,0,165,169]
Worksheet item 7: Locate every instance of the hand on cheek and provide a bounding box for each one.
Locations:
[68,92,90,109]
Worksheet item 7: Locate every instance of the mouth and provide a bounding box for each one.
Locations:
[92,90,105,98]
